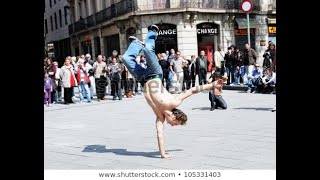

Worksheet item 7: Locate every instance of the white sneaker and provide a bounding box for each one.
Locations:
[49,104,52,107]
[129,36,144,44]
[150,24,159,32]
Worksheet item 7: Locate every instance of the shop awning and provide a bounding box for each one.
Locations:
[266,18,276,24]
[235,18,263,29]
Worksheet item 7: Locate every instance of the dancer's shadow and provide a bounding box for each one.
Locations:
[192,107,226,111]
[82,145,183,158]
[233,107,272,111]
[192,107,211,111]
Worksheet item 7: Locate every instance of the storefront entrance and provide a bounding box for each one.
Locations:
[197,22,219,72]
[149,23,177,54]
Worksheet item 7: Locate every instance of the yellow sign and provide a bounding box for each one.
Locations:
[260,40,266,46]
[268,26,276,34]
[267,18,276,24]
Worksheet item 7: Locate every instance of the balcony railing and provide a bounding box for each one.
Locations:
[69,0,135,34]
[137,0,261,11]
[69,0,262,34]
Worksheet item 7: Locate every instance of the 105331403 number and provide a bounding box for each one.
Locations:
[184,171,221,177]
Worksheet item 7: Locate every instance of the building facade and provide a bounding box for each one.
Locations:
[44,0,72,65]
[66,0,276,65]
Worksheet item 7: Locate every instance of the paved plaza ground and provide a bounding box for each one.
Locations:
[44,90,276,169]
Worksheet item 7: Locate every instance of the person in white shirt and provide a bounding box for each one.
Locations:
[53,61,61,101]
[214,45,225,75]
[262,69,276,93]
[93,55,107,101]
[170,51,184,93]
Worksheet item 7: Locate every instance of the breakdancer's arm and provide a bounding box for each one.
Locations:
[156,117,172,158]
[173,83,218,107]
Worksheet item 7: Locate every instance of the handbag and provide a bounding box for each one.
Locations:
[111,72,120,81]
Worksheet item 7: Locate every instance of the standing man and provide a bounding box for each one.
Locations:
[224,46,236,85]
[167,49,176,92]
[159,53,170,91]
[107,50,119,64]
[93,55,107,101]
[196,50,208,85]
[243,43,257,80]
[188,55,197,88]
[214,45,225,74]
[170,51,184,93]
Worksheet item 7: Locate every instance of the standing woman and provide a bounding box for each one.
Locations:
[107,57,123,101]
[70,56,77,100]
[45,58,57,104]
[59,57,77,104]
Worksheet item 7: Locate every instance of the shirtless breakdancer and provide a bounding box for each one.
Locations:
[122,25,221,158]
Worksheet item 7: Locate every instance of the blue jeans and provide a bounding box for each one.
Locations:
[244,65,249,76]
[53,90,58,103]
[247,78,259,90]
[233,67,240,85]
[122,30,163,81]
[78,81,91,102]
[167,71,173,88]
[240,66,245,83]
[209,91,227,109]
[226,64,234,84]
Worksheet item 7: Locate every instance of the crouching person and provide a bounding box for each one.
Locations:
[208,72,227,111]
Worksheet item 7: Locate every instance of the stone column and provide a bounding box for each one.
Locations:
[254,15,269,66]
[119,32,126,55]
[81,0,86,17]
[98,28,105,56]
[74,0,79,21]
[70,38,75,56]
[78,40,82,55]
[87,0,92,16]
[177,22,198,58]
[90,34,95,58]
[95,0,100,12]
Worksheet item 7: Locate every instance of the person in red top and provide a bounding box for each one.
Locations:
[75,59,92,103]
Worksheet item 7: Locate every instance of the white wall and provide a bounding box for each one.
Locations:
[44,0,71,43]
